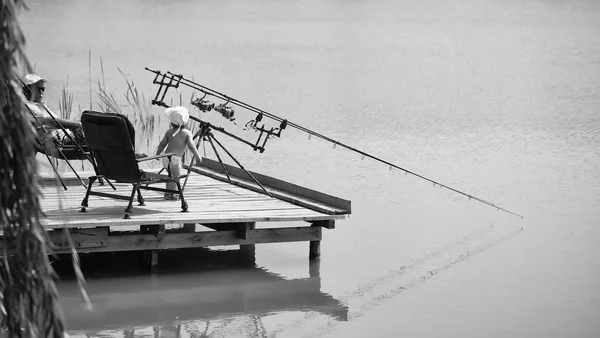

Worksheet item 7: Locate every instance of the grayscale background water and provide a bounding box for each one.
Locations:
[20,0,600,337]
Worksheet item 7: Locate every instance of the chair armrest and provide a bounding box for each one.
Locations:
[137,152,176,162]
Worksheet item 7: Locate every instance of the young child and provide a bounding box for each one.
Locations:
[155,106,203,200]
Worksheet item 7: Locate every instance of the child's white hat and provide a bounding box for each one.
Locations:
[164,106,189,126]
[164,106,189,136]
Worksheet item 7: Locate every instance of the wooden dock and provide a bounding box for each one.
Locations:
[33,159,351,267]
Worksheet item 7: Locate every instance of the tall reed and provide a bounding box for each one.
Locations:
[55,58,207,164]
[57,77,74,120]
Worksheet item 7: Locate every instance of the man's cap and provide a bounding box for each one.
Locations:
[23,73,48,86]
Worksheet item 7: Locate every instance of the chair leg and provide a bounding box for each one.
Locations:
[137,187,145,206]
[80,176,97,212]
[175,180,188,212]
[124,184,138,219]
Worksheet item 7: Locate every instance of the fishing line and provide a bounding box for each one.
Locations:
[146,68,523,219]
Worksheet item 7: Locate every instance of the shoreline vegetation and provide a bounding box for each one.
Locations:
[50,55,201,173]
[56,58,159,156]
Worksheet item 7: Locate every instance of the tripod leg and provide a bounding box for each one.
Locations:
[210,134,273,198]
[181,135,204,192]
[206,134,232,184]
[181,156,194,192]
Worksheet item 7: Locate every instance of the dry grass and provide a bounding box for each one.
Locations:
[57,77,74,120]
[51,58,159,158]
[53,56,214,170]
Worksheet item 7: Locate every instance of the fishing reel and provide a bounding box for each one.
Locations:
[191,95,215,112]
[214,102,235,121]
[191,94,235,121]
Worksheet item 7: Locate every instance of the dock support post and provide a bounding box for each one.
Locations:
[309,225,321,260]
[182,223,196,232]
[309,220,332,260]
[141,224,165,270]
[309,239,320,260]
[238,222,256,265]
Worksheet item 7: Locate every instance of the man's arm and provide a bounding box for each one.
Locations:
[36,103,81,129]
[48,117,81,129]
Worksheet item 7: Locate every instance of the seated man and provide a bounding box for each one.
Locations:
[22,73,86,155]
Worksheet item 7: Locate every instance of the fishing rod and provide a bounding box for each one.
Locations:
[13,74,94,189]
[146,68,286,153]
[15,74,93,163]
[145,67,523,219]
[25,103,87,190]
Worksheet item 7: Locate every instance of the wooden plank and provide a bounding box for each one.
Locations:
[41,215,343,229]
[47,227,109,250]
[310,219,335,229]
[189,159,351,214]
[48,227,322,254]
[197,159,351,208]
[40,206,344,229]
[37,171,347,230]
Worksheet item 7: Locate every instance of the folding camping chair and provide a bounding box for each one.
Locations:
[79,110,188,219]
[28,107,93,190]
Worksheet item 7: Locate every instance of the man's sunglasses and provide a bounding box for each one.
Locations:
[37,86,45,92]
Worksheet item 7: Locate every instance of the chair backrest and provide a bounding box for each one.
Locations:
[81,110,141,182]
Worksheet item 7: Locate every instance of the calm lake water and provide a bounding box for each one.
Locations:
[20,0,600,337]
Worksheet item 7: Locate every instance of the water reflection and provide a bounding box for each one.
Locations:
[53,248,347,337]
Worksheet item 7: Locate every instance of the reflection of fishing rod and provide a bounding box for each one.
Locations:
[145,67,523,219]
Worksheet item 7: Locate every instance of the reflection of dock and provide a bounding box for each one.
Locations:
[26,159,351,267]
[56,249,348,335]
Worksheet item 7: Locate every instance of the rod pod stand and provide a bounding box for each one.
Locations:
[150,100,273,198]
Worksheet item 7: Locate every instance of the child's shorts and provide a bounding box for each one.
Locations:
[162,155,182,174]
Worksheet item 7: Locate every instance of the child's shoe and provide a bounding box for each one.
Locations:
[164,193,180,201]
